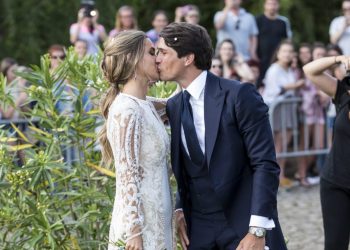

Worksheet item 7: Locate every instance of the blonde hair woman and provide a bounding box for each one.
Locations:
[100,31,174,249]
[109,5,138,38]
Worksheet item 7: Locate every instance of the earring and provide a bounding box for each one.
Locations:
[134,73,137,81]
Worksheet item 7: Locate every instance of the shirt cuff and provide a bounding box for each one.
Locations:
[249,215,275,230]
[174,208,183,213]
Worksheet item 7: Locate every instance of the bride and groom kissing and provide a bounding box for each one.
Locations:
[100,22,287,250]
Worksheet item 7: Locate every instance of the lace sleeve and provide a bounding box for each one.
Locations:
[112,106,145,241]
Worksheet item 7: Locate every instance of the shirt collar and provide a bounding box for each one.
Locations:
[184,71,207,100]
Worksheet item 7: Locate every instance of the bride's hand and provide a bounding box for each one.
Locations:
[126,235,143,250]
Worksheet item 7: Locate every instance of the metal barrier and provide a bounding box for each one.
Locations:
[268,96,330,159]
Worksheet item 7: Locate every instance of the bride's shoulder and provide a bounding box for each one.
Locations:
[109,94,142,117]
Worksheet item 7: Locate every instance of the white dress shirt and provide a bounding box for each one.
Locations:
[181,70,275,229]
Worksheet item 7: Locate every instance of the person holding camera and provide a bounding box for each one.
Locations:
[330,0,350,56]
[303,55,350,250]
[70,6,106,56]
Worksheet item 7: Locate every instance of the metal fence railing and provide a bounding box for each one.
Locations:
[268,97,330,159]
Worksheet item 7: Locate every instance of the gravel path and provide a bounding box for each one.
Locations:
[277,184,325,250]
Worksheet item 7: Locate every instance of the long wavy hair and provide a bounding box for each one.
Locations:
[99,30,146,165]
[114,5,138,32]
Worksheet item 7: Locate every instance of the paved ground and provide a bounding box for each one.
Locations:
[277,183,324,250]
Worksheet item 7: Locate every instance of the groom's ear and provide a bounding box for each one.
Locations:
[183,53,195,67]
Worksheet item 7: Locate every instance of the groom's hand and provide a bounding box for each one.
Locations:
[236,233,265,250]
[175,210,189,249]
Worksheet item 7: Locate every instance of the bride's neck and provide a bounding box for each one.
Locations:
[122,79,148,100]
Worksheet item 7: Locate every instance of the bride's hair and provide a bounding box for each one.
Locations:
[99,30,147,165]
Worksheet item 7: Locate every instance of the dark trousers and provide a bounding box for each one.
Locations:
[320,178,350,250]
[188,211,240,250]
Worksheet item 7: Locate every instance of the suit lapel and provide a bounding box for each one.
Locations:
[170,93,183,180]
[204,72,226,166]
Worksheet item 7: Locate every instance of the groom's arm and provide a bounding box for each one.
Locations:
[234,83,280,223]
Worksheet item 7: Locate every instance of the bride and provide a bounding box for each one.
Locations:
[99,30,174,250]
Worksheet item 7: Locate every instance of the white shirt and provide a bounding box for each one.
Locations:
[181,71,275,229]
[329,16,350,56]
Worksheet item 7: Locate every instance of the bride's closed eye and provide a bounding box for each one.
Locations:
[149,48,155,56]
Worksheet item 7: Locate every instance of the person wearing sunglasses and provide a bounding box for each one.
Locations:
[214,0,258,61]
[48,44,66,71]
[330,0,350,56]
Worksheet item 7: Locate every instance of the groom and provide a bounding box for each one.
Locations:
[156,22,287,250]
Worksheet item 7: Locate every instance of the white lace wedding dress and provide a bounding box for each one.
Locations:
[107,93,174,250]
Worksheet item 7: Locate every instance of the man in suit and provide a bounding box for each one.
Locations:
[156,22,287,250]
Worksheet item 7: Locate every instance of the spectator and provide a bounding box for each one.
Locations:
[214,0,258,61]
[330,0,350,55]
[146,10,168,44]
[175,5,200,25]
[297,43,330,186]
[247,59,261,89]
[262,40,304,187]
[70,6,106,55]
[48,44,66,71]
[1,57,17,80]
[0,65,28,120]
[256,0,292,88]
[210,56,223,77]
[74,39,88,60]
[109,5,138,38]
[303,54,350,250]
[216,39,254,82]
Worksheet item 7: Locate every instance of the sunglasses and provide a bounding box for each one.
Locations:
[235,19,240,30]
[212,64,223,69]
[51,55,65,60]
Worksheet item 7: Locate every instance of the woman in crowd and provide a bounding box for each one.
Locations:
[209,56,223,77]
[216,39,254,82]
[1,57,17,82]
[99,31,174,249]
[146,10,168,44]
[262,40,304,187]
[109,5,138,38]
[70,6,106,56]
[303,55,350,250]
[174,4,200,25]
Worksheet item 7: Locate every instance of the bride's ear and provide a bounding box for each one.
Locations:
[183,53,195,67]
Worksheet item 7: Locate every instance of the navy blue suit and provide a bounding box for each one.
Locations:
[166,72,287,249]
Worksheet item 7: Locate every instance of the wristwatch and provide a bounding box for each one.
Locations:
[248,226,266,238]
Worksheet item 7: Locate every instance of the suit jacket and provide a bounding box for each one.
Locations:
[166,72,286,248]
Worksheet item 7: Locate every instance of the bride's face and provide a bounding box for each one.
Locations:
[137,39,160,83]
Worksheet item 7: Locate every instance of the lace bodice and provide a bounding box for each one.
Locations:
[107,93,174,250]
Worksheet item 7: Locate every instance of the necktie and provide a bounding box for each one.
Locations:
[181,90,204,165]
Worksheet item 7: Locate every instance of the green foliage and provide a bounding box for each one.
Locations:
[0,48,179,249]
[0,49,110,249]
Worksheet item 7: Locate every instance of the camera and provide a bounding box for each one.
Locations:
[80,1,96,18]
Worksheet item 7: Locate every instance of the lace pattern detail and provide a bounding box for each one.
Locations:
[107,94,174,250]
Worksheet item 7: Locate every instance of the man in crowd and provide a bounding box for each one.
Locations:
[214,0,258,61]
[256,0,292,87]
[330,0,350,55]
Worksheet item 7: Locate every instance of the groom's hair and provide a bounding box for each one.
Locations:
[159,22,213,70]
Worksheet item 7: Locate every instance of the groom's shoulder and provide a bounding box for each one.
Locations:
[167,92,182,106]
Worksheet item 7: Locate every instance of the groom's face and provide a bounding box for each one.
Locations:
[156,38,186,82]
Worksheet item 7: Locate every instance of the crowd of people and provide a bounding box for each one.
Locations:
[1,0,349,187]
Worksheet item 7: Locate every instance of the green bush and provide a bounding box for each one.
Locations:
[0,48,177,249]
